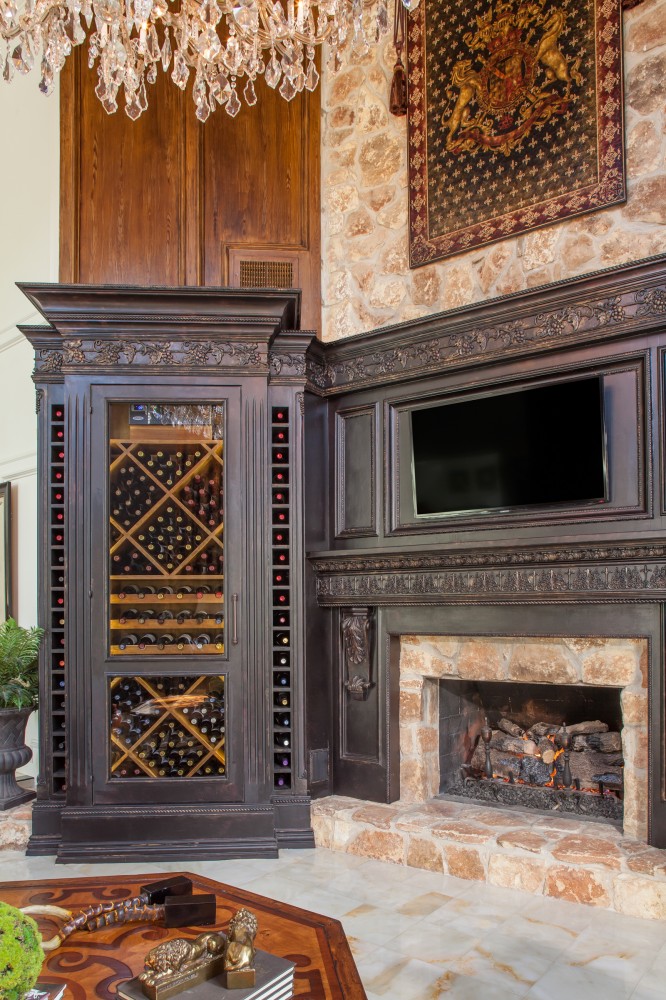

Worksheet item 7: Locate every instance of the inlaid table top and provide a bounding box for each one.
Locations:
[0,872,367,1000]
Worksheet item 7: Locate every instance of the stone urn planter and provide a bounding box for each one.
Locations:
[0,707,35,810]
[0,618,43,811]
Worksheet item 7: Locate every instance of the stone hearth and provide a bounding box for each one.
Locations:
[310,633,665,919]
[311,794,666,919]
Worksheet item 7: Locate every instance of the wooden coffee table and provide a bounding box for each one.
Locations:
[0,872,367,999]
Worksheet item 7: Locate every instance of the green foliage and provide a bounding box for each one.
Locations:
[0,618,44,710]
[0,901,44,999]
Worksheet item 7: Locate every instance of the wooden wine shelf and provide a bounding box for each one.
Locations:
[111,644,225,655]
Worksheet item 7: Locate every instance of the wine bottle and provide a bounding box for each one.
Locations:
[274,693,290,707]
[156,609,174,624]
[193,611,208,625]
[274,632,290,646]
[274,754,290,768]
[274,775,290,788]
[274,713,290,727]
[274,733,291,748]
[177,586,193,598]
[118,608,139,624]
[213,633,224,649]
[274,671,289,686]
[118,634,138,649]
[158,634,176,649]
[176,610,191,625]
[157,586,173,599]
[177,634,193,649]
[136,609,155,624]
[194,633,210,648]
[137,633,157,649]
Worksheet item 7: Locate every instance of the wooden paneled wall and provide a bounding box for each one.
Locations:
[59,51,321,332]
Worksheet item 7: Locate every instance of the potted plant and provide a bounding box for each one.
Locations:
[0,618,44,810]
[0,901,44,998]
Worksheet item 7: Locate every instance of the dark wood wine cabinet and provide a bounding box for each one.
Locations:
[20,284,318,862]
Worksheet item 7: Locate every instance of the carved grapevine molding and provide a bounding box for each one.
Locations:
[316,560,666,604]
[40,338,266,370]
[306,281,666,393]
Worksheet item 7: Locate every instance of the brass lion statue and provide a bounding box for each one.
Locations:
[139,931,226,989]
[224,908,258,972]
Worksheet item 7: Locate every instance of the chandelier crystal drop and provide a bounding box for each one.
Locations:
[0,0,418,119]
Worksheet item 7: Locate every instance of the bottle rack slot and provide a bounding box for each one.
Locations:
[49,402,67,795]
[109,674,226,779]
[108,422,225,657]
[271,406,292,792]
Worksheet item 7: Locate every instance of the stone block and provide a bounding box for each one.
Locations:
[627,120,661,177]
[442,844,486,881]
[458,640,506,681]
[478,243,513,294]
[488,854,546,893]
[521,228,559,271]
[496,830,549,854]
[508,643,578,684]
[544,865,611,907]
[613,874,666,920]
[399,757,433,803]
[626,52,666,114]
[411,269,442,307]
[326,184,359,214]
[348,828,405,864]
[582,649,638,686]
[625,847,666,877]
[626,7,666,52]
[623,728,648,770]
[329,67,364,104]
[407,836,443,873]
[311,812,334,849]
[430,820,494,845]
[625,177,666,225]
[551,834,622,870]
[328,105,355,129]
[369,279,406,310]
[345,209,374,238]
[441,264,476,310]
[416,726,440,754]
[352,804,402,829]
[359,134,403,186]
[368,185,396,212]
[621,689,648,726]
[399,689,424,723]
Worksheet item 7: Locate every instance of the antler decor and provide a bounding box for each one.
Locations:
[20,876,215,952]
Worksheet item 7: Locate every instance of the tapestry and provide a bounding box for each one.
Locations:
[407,0,625,266]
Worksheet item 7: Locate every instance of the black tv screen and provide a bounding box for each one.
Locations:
[411,377,607,517]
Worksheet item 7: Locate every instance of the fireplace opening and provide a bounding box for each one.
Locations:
[439,680,623,821]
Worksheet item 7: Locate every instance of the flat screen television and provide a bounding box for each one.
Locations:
[410,376,607,517]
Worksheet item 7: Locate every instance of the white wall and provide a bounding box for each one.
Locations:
[0,73,59,774]
[0,71,59,627]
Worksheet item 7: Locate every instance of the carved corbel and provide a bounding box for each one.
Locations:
[341,607,373,700]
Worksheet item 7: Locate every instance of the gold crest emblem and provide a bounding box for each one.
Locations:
[443,1,583,155]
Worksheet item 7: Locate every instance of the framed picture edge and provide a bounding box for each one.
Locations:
[0,481,12,622]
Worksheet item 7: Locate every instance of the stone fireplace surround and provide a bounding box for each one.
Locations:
[399,635,647,842]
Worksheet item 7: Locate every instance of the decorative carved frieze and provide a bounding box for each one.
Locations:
[58,338,265,370]
[313,544,666,605]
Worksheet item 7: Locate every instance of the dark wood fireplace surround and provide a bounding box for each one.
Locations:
[306,254,666,850]
[21,254,666,856]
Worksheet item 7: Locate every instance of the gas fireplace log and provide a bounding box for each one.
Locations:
[537,737,556,764]
[497,718,525,738]
[527,722,560,739]
[567,749,623,789]
[565,720,610,736]
[470,744,524,779]
[571,732,622,753]
[489,732,538,755]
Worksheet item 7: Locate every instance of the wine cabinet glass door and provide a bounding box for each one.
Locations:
[90,387,245,805]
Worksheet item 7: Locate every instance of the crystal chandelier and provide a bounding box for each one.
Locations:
[0,0,419,120]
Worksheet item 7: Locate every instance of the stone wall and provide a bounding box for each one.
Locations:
[321,0,666,340]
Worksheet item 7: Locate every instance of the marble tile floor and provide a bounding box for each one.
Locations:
[1,847,665,999]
